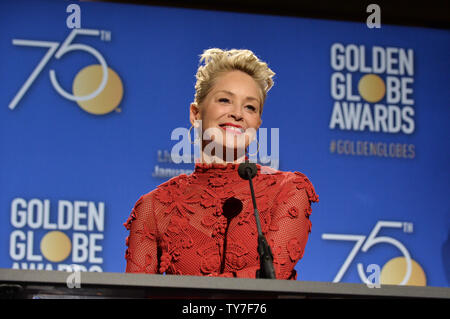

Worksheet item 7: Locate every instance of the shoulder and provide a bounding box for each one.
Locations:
[125,173,194,228]
[129,173,190,211]
[151,173,202,208]
[128,190,155,218]
[156,173,192,189]
[154,172,192,191]
[259,165,319,203]
[124,191,154,231]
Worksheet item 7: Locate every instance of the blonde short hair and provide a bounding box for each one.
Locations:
[193,48,275,114]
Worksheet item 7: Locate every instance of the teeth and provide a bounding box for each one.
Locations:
[222,126,244,133]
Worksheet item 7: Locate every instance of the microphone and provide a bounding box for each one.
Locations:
[222,197,243,220]
[237,162,276,279]
[238,162,257,180]
[220,197,243,274]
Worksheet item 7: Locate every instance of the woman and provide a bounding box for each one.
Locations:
[124,48,318,279]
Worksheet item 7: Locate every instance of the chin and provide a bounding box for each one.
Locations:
[222,136,247,150]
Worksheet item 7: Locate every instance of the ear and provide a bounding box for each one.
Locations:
[190,103,200,125]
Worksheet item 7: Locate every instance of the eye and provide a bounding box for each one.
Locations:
[245,105,257,112]
[218,98,230,103]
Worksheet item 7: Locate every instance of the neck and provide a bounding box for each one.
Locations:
[198,146,247,164]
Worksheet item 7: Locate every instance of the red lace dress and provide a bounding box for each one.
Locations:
[124,162,318,279]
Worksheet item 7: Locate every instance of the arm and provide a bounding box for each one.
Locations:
[124,194,160,274]
[226,172,318,280]
[267,187,313,279]
[266,172,318,279]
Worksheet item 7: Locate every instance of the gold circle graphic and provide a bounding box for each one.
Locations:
[72,64,124,115]
[40,231,72,263]
[380,257,426,286]
[358,74,386,103]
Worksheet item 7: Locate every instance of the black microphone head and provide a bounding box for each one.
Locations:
[238,162,257,180]
[222,197,243,220]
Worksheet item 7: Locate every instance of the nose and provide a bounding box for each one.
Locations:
[229,104,243,121]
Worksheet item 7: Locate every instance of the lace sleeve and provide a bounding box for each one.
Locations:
[266,172,319,280]
[124,194,160,274]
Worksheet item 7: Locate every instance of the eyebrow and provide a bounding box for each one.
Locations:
[215,90,260,103]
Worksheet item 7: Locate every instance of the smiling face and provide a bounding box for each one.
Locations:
[190,70,263,155]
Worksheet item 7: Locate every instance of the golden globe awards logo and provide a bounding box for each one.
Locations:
[328,43,416,159]
[322,221,427,286]
[8,3,124,115]
[9,198,105,272]
[9,29,124,115]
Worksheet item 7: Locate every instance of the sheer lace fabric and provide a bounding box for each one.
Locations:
[124,162,318,279]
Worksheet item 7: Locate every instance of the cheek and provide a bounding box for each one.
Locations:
[248,116,261,129]
[200,105,215,122]
[200,116,215,132]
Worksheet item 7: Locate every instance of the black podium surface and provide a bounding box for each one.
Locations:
[0,268,448,299]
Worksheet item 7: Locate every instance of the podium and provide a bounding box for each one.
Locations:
[0,268,448,299]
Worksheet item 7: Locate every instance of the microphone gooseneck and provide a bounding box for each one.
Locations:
[237,162,276,279]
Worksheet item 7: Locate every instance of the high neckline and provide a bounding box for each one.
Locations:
[192,162,262,186]
[194,162,260,173]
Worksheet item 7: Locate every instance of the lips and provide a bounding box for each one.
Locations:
[219,123,244,134]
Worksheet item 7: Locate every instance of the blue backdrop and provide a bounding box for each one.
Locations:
[0,0,449,287]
